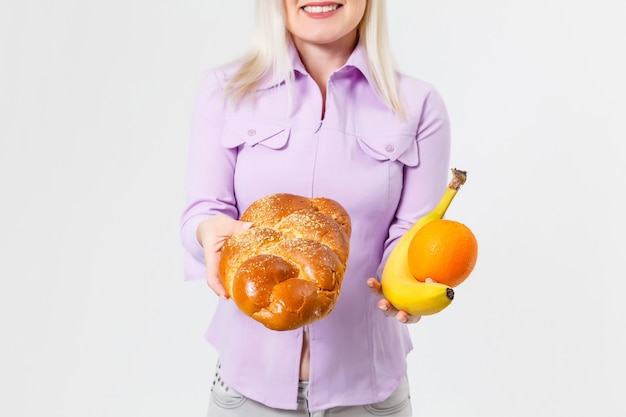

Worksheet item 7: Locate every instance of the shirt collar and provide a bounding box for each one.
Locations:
[255,41,374,91]
[341,41,373,85]
[289,41,308,76]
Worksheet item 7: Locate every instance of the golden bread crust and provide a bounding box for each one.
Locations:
[219,193,351,331]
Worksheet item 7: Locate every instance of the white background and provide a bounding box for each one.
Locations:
[1,1,625,416]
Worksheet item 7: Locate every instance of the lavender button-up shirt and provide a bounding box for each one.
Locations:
[180,43,451,412]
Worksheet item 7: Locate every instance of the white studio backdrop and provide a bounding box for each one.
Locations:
[1,1,624,416]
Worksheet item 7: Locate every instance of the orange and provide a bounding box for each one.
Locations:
[407,219,478,287]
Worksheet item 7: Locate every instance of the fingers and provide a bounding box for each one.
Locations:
[366,277,382,295]
[377,299,421,323]
[202,228,229,298]
[203,238,229,299]
[199,215,254,299]
[367,278,394,318]
[376,297,399,318]
[366,277,422,324]
[394,309,422,324]
[206,271,229,299]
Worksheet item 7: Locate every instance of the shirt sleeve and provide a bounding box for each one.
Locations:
[179,70,239,281]
[376,87,452,278]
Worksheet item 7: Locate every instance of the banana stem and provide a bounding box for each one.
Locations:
[431,169,467,219]
[449,168,467,191]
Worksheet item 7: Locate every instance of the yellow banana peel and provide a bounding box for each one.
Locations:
[381,169,467,316]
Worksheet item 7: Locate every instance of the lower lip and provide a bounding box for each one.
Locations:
[302,7,341,19]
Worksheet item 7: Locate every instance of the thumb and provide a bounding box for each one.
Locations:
[233,220,254,233]
[213,218,253,238]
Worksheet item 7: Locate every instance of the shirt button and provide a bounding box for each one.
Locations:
[385,144,395,153]
[247,129,256,136]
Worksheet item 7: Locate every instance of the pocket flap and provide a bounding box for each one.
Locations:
[355,132,419,166]
[222,121,290,150]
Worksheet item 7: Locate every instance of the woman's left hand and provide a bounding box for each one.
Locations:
[366,278,422,324]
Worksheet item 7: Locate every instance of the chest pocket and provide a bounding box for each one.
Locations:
[222,120,291,150]
[355,132,419,167]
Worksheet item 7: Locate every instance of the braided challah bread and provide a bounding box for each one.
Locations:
[219,193,352,331]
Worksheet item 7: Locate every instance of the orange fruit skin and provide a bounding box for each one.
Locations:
[407,219,478,288]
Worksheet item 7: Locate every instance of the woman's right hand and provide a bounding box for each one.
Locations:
[196,214,253,298]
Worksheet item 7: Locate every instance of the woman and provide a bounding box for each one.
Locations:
[180,1,451,415]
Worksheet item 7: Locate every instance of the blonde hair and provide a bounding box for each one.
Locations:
[225,0,404,118]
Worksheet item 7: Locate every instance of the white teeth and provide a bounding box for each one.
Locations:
[303,4,339,13]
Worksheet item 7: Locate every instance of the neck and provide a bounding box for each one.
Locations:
[293,31,359,96]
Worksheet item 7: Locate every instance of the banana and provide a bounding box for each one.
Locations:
[381,169,467,316]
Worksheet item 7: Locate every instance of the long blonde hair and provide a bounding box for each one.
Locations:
[225,0,404,117]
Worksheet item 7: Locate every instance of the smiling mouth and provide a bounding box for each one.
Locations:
[302,4,342,14]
